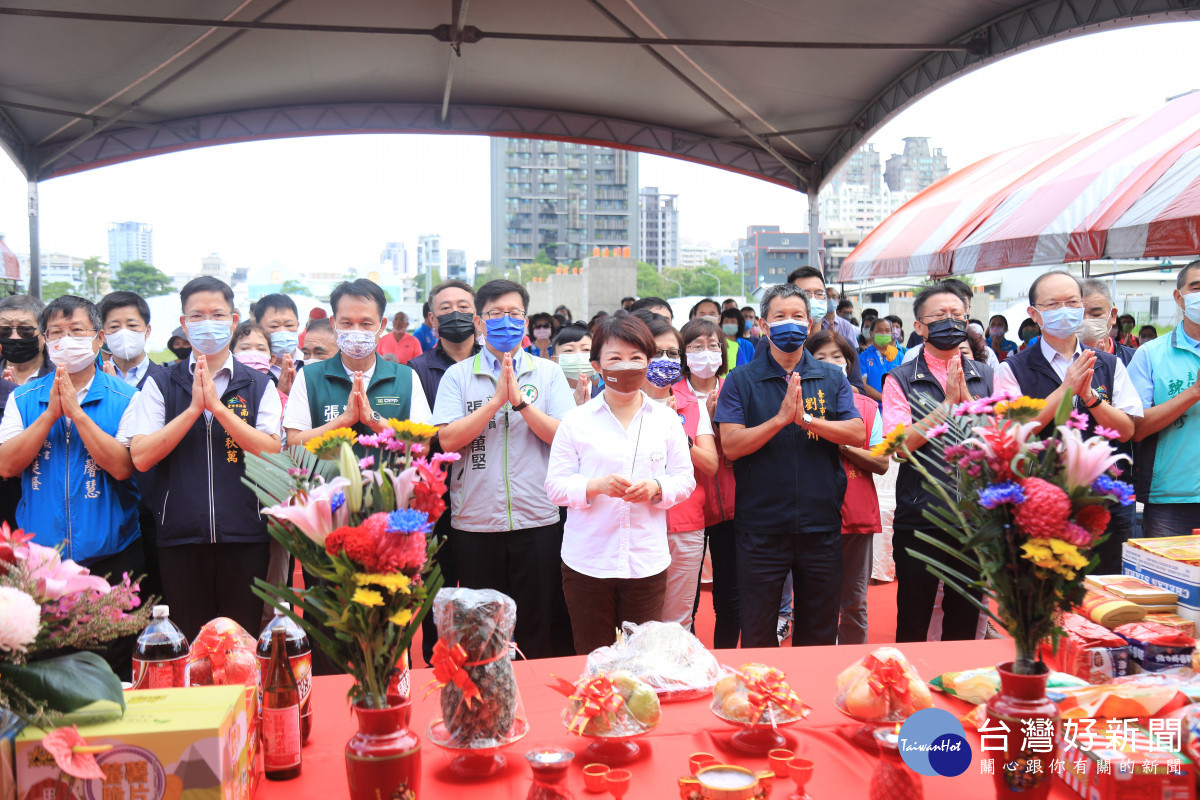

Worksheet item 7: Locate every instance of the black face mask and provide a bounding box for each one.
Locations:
[924,318,968,352]
[0,336,42,365]
[436,311,476,344]
[168,344,192,361]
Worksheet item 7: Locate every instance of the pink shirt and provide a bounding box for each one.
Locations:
[376,332,423,365]
[881,351,950,431]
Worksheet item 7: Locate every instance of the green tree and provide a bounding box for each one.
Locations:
[42,281,76,301]
[637,261,664,297]
[279,279,312,297]
[112,260,173,298]
[81,256,108,301]
[533,249,555,266]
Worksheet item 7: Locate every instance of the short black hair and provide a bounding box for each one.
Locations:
[253,293,299,323]
[786,266,825,286]
[837,298,854,313]
[621,297,635,304]
[330,278,386,317]
[862,307,878,320]
[679,318,728,378]
[180,276,234,311]
[99,290,150,326]
[912,285,965,320]
[1177,259,1200,290]
[759,283,810,319]
[475,279,529,315]
[1028,270,1081,307]
[884,315,903,328]
[306,317,333,334]
[527,312,554,333]
[553,321,591,348]
[719,306,745,337]
[740,306,755,316]
[629,297,672,319]
[689,298,720,319]
[723,297,737,306]
[590,314,656,363]
[429,279,474,308]
[40,294,101,334]
[939,278,974,307]
[231,321,269,351]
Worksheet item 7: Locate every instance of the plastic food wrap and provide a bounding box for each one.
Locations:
[1047,612,1130,684]
[1114,621,1196,674]
[185,617,259,688]
[552,670,661,737]
[931,666,1088,704]
[584,621,720,702]
[711,663,810,726]
[1079,590,1147,628]
[834,647,933,722]
[1055,673,1191,720]
[431,587,524,749]
[1145,613,1196,637]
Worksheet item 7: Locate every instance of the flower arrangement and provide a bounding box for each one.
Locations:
[0,523,150,726]
[872,391,1132,675]
[243,423,456,708]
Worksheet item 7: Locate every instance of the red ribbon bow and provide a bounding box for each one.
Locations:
[549,674,626,735]
[429,639,482,708]
[740,667,809,721]
[863,654,909,697]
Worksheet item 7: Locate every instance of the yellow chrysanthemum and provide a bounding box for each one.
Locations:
[305,427,359,459]
[1020,538,1087,580]
[388,608,415,627]
[354,572,412,594]
[351,587,385,607]
[995,396,1047,420]
[386,419,439,443]
[870,424,908,458]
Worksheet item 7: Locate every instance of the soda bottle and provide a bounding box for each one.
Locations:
[131,605,189,689]
[262,628,302,781]
[257,604,313,743]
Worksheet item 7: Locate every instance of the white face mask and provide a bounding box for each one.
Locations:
[104,328,146,361]
[48,335,98,374]
[1077,318,1112,345]
[699,315,719,324]
[686,350,722,379]
[336,328,378,359]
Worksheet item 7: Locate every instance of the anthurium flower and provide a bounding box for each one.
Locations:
[41,727,106,780]
[0,522,34,576]
[263,476,351,546]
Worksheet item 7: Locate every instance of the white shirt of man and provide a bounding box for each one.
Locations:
[993,336,1143,418]
[282,359,432,432]
[0,378,93,440]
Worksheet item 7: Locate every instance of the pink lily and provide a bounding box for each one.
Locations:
[24,544,110,601]
[389,466,416,510]
[1057,425,1129,491]
[263,476,350,546]
[41,727,106,780]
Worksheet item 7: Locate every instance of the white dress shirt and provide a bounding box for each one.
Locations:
[0,377,93,441]
[993,336,1143,417]
[545,392,697,580]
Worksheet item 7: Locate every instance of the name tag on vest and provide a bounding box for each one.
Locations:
[375,397,400,406]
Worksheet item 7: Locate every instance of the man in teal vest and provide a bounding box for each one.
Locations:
[283,279,432,447]
[1130,260,1200,537]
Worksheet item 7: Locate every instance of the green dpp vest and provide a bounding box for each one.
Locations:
[304,356,413,441]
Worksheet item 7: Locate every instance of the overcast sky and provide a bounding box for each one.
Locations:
[0,20,1197,279]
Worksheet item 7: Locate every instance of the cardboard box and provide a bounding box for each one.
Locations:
[16,686,255,800]
[1122,542,1200,623]
[1058,724,1195,800]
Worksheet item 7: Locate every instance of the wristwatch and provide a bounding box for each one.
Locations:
[370,411,383,424]
[802,412,814,427]
[512,400,529,412]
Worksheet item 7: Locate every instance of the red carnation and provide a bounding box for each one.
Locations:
[325,526,354,556]
[361,512,392,539]
[343,528,381,571]
[1013,477,1072,540]
[376,531,428,574]
[1074,505,1111,537]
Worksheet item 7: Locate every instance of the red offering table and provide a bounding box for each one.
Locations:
[258,639,1083,799]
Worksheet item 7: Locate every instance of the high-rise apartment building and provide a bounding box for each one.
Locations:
[490,138,639,268]
[107,221,153,268]
[638,187,679,271]
[446,249,467,282]
[416,234,442,299]
[380,242,410,278]
[737,226,823,292]
[884,137,949,194]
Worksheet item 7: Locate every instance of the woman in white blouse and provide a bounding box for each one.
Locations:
[545,314,698,655]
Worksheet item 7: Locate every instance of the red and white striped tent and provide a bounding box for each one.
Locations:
[843,91,1200,281]
[0,237,19,282]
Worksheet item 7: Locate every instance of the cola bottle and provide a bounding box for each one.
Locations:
[257,604,313,743]
[131,605,189,689]
[262,628,302,781]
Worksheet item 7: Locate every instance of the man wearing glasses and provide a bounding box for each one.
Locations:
[120,277,283,639]
[434,280,575,659]
[994,271,1142,569]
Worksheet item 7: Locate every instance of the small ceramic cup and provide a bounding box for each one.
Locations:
[583,763,611,793]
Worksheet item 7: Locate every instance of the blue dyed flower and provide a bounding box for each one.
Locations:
[1092,475,1135,506]
[978,481,1026,509]
[386,508,432,534]
[330,491,346,514]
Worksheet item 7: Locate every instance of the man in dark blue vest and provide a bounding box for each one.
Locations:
[994,271,1143,572]
[122,277,283,639]
[714,283,864,648]
[882,283,993,642]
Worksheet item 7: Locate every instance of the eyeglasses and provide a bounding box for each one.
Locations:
[1034,300,1084,311]
[185,312,233,324]
[685,344,722,353]
[45,328,96,342]
[0,325,38,339]
[919,312,968,323]
[655,349,681,359]
[483,310,526,320]
[801,290,828,301]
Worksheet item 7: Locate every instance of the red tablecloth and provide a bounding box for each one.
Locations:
[257,639,1083,799]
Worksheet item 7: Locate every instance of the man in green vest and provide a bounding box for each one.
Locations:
[283,278,431,448]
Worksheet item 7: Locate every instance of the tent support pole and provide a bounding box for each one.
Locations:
[27,179,39,299]
[1082,259,1091,278]
[808,185,821,278]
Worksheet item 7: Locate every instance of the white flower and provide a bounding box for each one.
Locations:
[0,586,41,653]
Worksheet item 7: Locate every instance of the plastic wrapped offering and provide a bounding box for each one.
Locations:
[552,670,662,737]
[431,587,524,749]
[184,617,259,688]
[711,663,810,726]
[834,647,933,722]
[585,621,720,701]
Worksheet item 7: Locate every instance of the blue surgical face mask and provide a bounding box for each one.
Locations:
[1038,306,1084,339]
[485,315,525,352]
[186,320,233,356]
[269,330,299,357]
[767,320,808,353]
[827,298,838,316]
[646,357,681,388]
[721,323,739,337]
[1184,292,1200,326]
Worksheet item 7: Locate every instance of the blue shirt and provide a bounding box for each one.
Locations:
[859,345,907,395]
[413,323,437,352]
[1129,325,1200,408]
[713,350,860,427]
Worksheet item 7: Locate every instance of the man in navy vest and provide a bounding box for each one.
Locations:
[714,283,864,648]
[121,277,283,639]
[994,271,1143,571]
